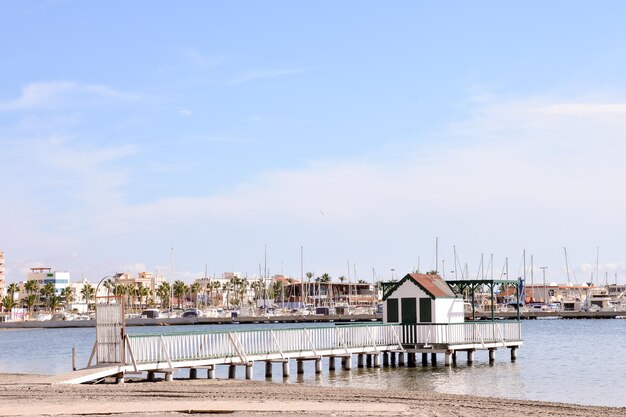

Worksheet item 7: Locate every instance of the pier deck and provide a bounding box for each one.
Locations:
[58,321,522,384]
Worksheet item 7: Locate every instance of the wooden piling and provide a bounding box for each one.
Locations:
[189,368,198,379]
[245,363,253,380]
[510,347,518,361]
[488,348,496,363]
[282,360,290,378]
[315,358,322,374]
[297,360,304,374]
[467,349,475,364]
[265,361,272,377]
[422,353,428,366]
[207,365,215,379]
[228,364,236,379]
[357,354,364,368]
[397,352,404,366]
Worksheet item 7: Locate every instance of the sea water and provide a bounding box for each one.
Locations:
[1,320,625,407]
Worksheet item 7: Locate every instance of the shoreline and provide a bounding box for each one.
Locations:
[0,373,623,416]
[2,310,626,330]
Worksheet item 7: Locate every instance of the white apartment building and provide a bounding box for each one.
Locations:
[27,267,70,295]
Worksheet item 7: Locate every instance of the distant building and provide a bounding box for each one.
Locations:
[0,251,4,296]
[524,283,591,304]
[27,267,70,295]
[115,271,165,294]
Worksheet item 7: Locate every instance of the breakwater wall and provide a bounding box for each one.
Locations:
[0,313,383,329]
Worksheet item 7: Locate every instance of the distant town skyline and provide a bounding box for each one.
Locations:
[2,2,626,285]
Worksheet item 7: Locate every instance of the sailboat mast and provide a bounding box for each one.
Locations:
[564,247,571,283]
[300,246,304,308]
[435,236,439,273]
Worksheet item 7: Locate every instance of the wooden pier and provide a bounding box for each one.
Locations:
[57,321,522,384]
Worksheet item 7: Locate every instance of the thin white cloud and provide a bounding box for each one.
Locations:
[227,68,307,85]
[179,108,193,116]
[185,136,257,144]
[0,81,140,111]
[182,49,224,69]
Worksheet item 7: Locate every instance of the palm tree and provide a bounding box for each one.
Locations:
[125,284,137,311]
[7,283,19,300]
[48,295,62,312]
[157,282,171,309]
[22,294,38,318]
[173,280,187,309]
[103,279,115,304]
[238,278,249,306]
[25,280,39,295]
[60,286,74,312]
[81,283,95,311]
[41,282,56,312]
[137,284,150,309]
[1,295,16,312]
[189,282,201,307]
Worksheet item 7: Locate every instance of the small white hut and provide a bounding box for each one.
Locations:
[383,273,464,324]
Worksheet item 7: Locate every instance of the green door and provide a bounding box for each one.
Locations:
[387,298,399,323]
[419,297,432,323]
[401,298,417,324]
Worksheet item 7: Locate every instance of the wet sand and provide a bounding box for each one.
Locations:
[0,373,624,416]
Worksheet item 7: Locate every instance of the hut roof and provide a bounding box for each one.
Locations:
[382,273,457,300]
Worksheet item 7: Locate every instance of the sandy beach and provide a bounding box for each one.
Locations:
[0,373,624,417]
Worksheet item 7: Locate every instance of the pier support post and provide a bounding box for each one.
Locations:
[488,348,496,363]
[228,365,236,379]
[189,368,198,379]
[115,373,124,384]
[383,352,389,367]
[165,372,173,382]
[207,365,215,379]
[452,351,457,365]
[329,356,336,371]
[282,361,290,378]
[342,355,352,370]
[357,354,364,368]
[397,352,404,366]
[366,354,372,367]
[297,360,304,374]
[407,352,416,367]
[245,363,253,380]
[421,353,428,366]
[431,353,437,366]
[510,347,518,361]
[315,358,322,374]
[390,352,396,366]
[467,350,475,364]
[373,353,380,368]
[265,361,272,378]
[147,371,156,382]
[444,352,452,366]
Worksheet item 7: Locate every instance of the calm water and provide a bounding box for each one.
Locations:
[1,320,625,407]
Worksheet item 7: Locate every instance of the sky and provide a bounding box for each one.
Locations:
[2,1,626,285]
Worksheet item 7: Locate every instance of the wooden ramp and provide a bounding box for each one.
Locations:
[51,365,124,385]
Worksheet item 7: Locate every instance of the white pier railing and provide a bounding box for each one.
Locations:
[126,324,403,365]
[401,321,522,346]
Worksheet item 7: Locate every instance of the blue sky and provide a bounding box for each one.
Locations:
[2,1,626,284]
